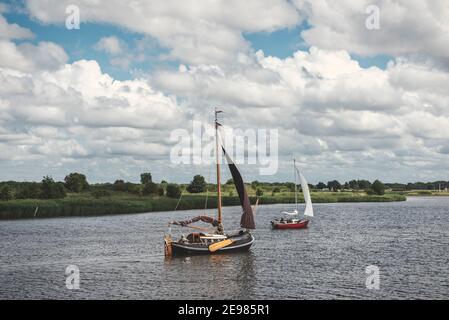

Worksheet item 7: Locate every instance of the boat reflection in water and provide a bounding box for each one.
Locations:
[163,252,257,299]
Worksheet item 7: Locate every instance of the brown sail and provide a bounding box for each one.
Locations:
[222,147,255,229]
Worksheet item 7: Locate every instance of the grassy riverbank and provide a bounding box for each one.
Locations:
[0,191,406,220]
[399,190,449,196]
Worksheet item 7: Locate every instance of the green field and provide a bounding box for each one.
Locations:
[0,191,406,220]
[399,190,449,196]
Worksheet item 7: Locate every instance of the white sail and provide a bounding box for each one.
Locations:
[297,170,314,217]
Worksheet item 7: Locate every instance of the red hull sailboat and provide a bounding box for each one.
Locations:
[271,217,309,230]
[271,159,314,230]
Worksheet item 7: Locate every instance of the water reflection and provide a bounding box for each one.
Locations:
[163,252,256,299]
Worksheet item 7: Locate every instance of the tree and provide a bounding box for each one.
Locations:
[371,180,386,195]
[316,182,327,190]
[158,186,165,196]
[357,180,372,190]
[0,186,13,201]
[386,183,406,191]
[41,176,66,199]
[256,188,264,197]
[16,183,41,199]
[142,182,159,196]
[187,175,207,193]
[127,184,141,195]
[226,179,234,185]
[92,189,111,199]
[251,181,260,190]
[166,184,182,198]
[140,173,152,185]
[348,180,359,190]
[284,182,295,192]
[64,172,89,193]
[112,180,127,192]
[327,180,341,191]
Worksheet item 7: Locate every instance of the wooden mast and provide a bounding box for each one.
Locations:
[215,109,223,226]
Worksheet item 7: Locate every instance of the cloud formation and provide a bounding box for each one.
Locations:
[0,13,34,40]
[26,0,301,65]
[151,47,449,181]
[1,2,449,182]
[295,0,449,65]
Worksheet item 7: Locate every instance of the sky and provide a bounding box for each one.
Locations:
[1,0,449,184]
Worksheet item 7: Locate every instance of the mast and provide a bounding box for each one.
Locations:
[215,109,222,225]
[294,158,298,212]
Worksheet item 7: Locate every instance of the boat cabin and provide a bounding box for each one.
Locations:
[183,233,227,244]
[276,217,300,224]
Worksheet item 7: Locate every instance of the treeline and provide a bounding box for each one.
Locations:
[0,172,183,201]
[384,181,449,191]
[1,171,448,202]
[248,179,375,191]
[248,179,386,195]
[249,179,449,192]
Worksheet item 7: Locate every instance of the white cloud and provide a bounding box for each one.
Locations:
[94,36,124,55]
[0,44,189,181]
[294,0,449,65]
[150,46,449,181]
[2,2,449,182]
[0,14,34,39]
[0,40,68,72]
[0,40,34,72]
[94,36,151,70]
[25,0,301,64]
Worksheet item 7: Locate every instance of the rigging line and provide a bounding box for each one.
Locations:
[203,111,214,211]
[204,161,212,211]
[174,191,183,211]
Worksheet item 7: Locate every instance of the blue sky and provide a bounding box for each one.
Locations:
[4,10,391,80]
[4,10,174,80]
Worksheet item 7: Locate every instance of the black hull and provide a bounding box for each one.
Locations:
[171,232,254,256]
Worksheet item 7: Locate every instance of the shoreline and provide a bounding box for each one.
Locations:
[0,192,406,220]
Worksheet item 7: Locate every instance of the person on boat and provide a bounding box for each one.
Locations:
[180,235,187,243]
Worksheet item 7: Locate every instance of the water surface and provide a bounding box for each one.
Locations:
[1,196,448,299]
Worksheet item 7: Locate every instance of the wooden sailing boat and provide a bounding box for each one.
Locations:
[164,110,256,256]
[271,159,314,230]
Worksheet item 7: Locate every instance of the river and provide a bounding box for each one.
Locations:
[0,196,448,299]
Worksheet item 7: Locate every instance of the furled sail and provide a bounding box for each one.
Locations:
[296,167,314,217]
[222,147,256,229]
[171,215,220,227]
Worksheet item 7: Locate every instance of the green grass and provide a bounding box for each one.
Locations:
[0,190,406,220]
[392,190,449,197]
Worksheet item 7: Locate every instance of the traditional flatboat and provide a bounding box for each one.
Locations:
[164,110,256,256]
